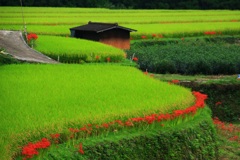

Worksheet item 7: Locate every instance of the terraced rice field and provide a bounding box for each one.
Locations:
[0,64,195,159]
[0,7,239,38]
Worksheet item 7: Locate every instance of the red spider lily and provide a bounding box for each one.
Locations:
[69,128,79,133]
[215,101,222,106]
[152,34,157,38]
[204,31,216,35]
[158,34,163,38]
[173,110,185,117]
[181,37,184,41]
[141,35,147,39]
[106,57,110,62]
[145,115,156,124]
[125,121,134,127]
[79,143,84,154]
[132,57,138,62]
[131,117,144,122]
[27,33,38,41]
[22,138,51,159]
[102,123,109,128]
[171,80,180,84]
[80,127,87,131]
[50,133,60,139]
[231,20,238,22]
[229,136,239,141]
[96,55,100,60]
[143,70,148,75]
[115,120,124,126]
[150,74,154,78]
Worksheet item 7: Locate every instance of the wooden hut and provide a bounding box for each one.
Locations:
[70,22,137,49]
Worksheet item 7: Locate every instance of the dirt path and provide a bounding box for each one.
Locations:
[0,30,58,63]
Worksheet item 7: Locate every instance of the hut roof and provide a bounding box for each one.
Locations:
[70,22,137,33]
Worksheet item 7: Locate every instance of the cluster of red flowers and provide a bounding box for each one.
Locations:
[142,70,154,77]
[50,133,60,144]
[212,117,240,143]
[22,138,51,159]
[79,143,84,154]
[152,34,157,37]
[169,79,180,84]
[215,101,222,106]
[96,55,100,60]
[132,57,138,62]
[27,33,38,42]
[141,35,147,39]
[21,91,207,159]
[158,34,164,38]
[204,31,217,35]
[106,57,111,62]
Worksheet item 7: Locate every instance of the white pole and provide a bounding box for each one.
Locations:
[20,0,27,39]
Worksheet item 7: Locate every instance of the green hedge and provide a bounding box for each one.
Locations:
[127,38,240,75]
[40,107,218,160]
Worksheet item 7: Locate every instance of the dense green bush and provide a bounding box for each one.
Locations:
[128,39,240,75]
[0,54,20,65]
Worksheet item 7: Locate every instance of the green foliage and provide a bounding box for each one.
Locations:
[0,53,20,65]
[128,40,240,75]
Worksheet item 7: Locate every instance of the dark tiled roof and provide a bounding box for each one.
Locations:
[70,22,137,33]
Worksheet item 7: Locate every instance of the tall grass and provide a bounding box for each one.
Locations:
[0,64,194,159]
[34,35,125,63]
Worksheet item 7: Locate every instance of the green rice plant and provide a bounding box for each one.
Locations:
[1,22,239,39]
[0,7,239,25]
[34,35,125,63]
[0,7,240,39]
[0,64,194,159]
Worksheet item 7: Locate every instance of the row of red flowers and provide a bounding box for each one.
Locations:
[132,30,227,40]
[212,117,240,143]
[21,91,207,159]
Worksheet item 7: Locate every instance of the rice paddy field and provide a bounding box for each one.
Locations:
[35,35,125,63]
[0,7,240,38]
[0,7,238,159]
[0,64,195,159]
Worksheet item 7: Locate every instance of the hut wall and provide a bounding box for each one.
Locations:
[99,29,130,49]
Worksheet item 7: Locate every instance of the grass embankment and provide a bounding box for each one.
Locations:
[0,7,239,38]
[34,35,125,63]
[37,107,217,160]
[0,64,194,159]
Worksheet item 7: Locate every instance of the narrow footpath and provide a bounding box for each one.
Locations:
[0,30,58,63]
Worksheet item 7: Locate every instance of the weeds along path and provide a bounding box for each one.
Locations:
[0,30,57,63]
